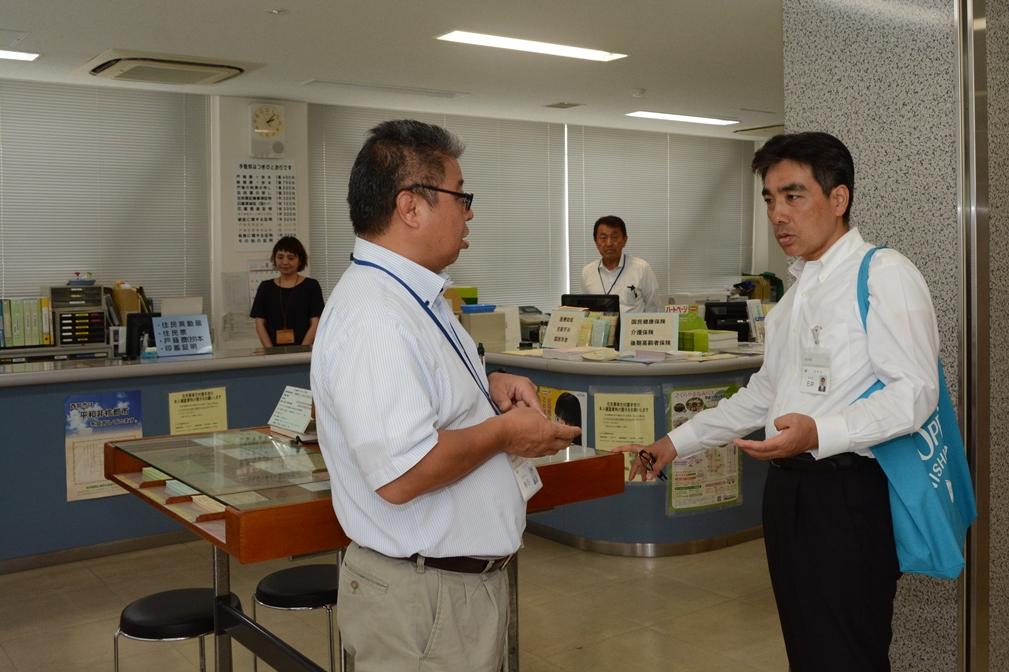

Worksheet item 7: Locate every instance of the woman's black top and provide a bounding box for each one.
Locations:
[250,277,325,345]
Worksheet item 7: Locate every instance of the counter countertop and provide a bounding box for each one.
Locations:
[486,352,763,376]
[0,348,311,388]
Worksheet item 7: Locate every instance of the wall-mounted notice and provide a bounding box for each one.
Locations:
[234,160,298,249]
[537,387,587,446]
[667,385,742,513]
[593,392,654,481]
[169,387,228,435]
[64,391,143,501]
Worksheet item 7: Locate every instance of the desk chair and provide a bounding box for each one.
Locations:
[114,588,240,671]
[252,563,341,672]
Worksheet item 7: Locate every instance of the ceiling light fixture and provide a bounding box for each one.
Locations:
[0,49,39,62]
[437,31,626,62]
[627,110,738,126]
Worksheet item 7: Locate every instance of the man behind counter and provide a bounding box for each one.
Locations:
[580,215,659,312]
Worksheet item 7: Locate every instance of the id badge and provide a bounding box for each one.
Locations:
[508,455,543,501]
[801,346,831,395]
[275,329,295,345]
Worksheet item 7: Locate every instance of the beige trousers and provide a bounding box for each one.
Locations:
[338,542,509,672]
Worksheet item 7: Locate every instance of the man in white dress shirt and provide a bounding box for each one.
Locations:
[580,215,659,312]
[311,120,580,672]
[618,132,940,672]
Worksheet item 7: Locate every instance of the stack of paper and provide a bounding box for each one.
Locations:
[141,466,171,482]
[165,480,199,497]
[542,346,609,361]
[190,495,226,515]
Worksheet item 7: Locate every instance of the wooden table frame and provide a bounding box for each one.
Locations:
[106,434,623,671]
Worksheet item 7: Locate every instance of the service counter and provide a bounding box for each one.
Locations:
[0,348,311,570]
[486,352,767,556]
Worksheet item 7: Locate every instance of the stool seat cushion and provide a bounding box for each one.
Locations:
[255,564,339,609]
[120,588,240,640]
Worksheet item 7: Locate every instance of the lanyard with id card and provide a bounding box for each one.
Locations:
[352,257,543,501]
[800,325,831,395]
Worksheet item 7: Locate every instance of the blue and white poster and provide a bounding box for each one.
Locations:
[64,391,143,501]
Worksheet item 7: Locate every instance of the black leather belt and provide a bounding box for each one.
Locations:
[407,553,514,574]
[770,452,871,471]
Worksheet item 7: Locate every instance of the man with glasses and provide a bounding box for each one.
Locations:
[616,132,941,672]
[580,215,659,312]
[311,119,580,672]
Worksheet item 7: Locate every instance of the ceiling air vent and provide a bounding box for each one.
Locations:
[84,49,247,85]
[544,102,583,109]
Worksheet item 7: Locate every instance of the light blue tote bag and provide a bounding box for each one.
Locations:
[856,247,977,579]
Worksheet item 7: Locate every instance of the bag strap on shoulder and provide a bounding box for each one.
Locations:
[856,246,886,332]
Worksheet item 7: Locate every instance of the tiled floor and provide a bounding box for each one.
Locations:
[0,534,787,671]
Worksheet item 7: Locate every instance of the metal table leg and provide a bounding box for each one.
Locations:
[213,546,233,672]
[505,555,519,672]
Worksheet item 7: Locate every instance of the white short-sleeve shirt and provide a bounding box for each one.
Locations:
[311,238,525,558]
[580,254,659,313]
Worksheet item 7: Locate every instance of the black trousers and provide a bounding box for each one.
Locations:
[763,456,901,672]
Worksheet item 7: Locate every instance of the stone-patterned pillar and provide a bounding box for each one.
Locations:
[782,1,962,670]
[986,2,1009,669]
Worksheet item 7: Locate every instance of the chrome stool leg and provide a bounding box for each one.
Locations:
[198,634,206,672]
[325,605,336,672]
[251,598,259,672]
[114,630,121,672]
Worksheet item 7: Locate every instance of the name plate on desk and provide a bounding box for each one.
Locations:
[152,314,212,357]
[620,313,678,352]
[542,309,585,349]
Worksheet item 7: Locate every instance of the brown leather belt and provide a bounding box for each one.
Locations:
[408,553,514,574]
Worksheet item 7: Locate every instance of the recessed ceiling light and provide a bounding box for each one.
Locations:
[264,8,288,15]
[437,31,626,62]
[0,49,39,62]
[627,110,738,126]
[544,102,583,109]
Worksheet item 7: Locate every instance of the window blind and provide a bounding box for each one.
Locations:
[568,125,753,297]
[308,105,566,310]
[0,80,209,306]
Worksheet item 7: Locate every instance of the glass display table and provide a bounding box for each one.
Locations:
[106,428,623,671]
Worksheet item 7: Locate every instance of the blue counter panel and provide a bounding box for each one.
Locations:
[498,361,766,549]
[0,364,308,561]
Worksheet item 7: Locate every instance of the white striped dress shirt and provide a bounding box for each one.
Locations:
[669,227,940,460]
[310,237,525,558]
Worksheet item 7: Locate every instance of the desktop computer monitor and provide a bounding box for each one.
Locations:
[125,312,161,360]
[703,301,749,341]
[560,294,620,346]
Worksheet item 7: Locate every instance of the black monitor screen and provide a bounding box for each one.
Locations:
[560,294,620,346]
[125,312,161,360]
[703,301,749,341]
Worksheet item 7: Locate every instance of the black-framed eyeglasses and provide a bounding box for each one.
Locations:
[638,450,668,481]
[402,183,474,211]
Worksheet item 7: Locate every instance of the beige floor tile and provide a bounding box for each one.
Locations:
[0,560,101,600]
[3,616,161,671]
[519,533,582,561]
[517,590,643,658]
[517,651,568,672]
[0,646,14,672]
[84,542,209,582]
[650,598,782,654]
[654,552,772,599]
[573,575,731,627]
[544,625,766,672]
[723,632,790,672]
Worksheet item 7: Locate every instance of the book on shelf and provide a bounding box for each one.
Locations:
[40,296,52,345]
[1,299,11,346]
[0,294,54,350]
[9,300,23,347]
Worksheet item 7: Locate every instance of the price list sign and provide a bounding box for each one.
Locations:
[234,160,298,248]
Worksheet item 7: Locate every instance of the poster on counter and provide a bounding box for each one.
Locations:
[169,387,228,435]
[64,391,143,501]
[593,391,655,481]
[537,387,587,446]
[666,385,742,514]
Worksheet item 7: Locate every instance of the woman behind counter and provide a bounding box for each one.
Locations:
[251,236,325,348]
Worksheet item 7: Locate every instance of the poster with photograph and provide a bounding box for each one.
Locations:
[537,387,587,446]
[594,392,655,481]
[64,391,143,501]
[667,385,742,513]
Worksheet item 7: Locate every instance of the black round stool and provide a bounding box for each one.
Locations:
[252,564,340,672]
[114,587,240,672]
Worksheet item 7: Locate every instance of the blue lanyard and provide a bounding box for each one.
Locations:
[597,256,626,295]
[351,256,500,415]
